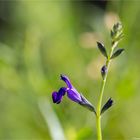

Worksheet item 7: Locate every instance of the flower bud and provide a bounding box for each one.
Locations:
[111,22,123,43]
[113,22,122,33]
[101,65,107,79]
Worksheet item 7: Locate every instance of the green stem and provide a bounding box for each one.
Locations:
[96,42,118,140]
[96,115,102,140]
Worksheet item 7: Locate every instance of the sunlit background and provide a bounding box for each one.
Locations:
[0,1,140,140]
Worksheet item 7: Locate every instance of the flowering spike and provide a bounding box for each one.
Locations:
[111,22,123,43]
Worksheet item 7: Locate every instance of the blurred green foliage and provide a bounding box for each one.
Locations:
[0,1,140,140]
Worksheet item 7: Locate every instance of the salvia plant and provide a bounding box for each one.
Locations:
[52,22,124,140]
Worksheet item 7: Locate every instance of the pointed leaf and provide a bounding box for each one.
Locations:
[111,49,124,59]
[101,98,113,115]
[97,42,108,58]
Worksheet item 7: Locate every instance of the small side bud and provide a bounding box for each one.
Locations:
[101,98,113,115]
[101,65,107,80]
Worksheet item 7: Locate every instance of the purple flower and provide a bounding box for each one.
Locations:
[52,74,96,112]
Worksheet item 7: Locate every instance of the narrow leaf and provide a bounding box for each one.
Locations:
[97,42,108,58]
[101,98,113,115]
[111,48,124,59]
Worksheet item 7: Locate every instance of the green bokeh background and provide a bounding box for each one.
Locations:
[0,1,140,140]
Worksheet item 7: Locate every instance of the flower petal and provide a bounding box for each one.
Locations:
[58,87,67,96]
[52,91,63,104]
[67,89,96,113]
[60,74,73,88]
[52,91,58,103]
[67,89,82,103]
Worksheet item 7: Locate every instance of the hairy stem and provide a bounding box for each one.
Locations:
[96,42,118,140]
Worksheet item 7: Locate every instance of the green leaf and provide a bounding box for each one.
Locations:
[97,42,108,58]
[111,48,124,59]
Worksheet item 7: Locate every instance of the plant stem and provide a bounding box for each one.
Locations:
[96,42,118,140]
